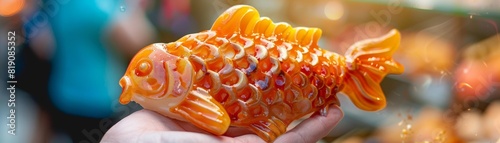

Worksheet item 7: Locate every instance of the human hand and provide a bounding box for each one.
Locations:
[102,105,343,143]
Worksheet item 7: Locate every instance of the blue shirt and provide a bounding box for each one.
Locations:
[47,0,125,118]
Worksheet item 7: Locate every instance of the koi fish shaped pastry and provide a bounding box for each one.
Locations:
[119,5,404,142]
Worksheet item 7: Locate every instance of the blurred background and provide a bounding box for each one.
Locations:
[0,0,499,142]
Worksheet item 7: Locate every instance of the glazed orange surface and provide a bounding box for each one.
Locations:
[119,5,404,142]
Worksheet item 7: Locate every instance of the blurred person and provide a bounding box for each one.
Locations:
[45,0,154,118]
[19,0,157,142]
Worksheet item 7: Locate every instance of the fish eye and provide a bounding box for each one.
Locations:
[135,60,152,76]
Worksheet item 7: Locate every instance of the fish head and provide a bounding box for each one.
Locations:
[119,43,178,105]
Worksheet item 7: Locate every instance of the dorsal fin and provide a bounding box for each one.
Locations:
[211,5,260,36]
[211,5,322,46]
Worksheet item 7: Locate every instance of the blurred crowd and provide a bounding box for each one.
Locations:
[1,0,499,143]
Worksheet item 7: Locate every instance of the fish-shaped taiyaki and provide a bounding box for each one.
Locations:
[118,5,404,142]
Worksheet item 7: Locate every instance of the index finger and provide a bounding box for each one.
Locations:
[275,105,344,143]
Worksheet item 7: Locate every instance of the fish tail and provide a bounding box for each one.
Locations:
[341,29,404,111]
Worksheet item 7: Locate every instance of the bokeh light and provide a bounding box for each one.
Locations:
[0,0,25,17]
[324,1,344,21]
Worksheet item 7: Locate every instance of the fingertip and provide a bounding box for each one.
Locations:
[312,105,343,129]
[327,105,344,128]
[312,105,343,121]
[329,105,344,119]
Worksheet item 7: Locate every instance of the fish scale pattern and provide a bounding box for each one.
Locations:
[163,28,344,127]
[157,7,347,140]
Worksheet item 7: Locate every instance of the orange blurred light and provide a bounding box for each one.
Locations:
[0,0,25,17]
[324,1,343,21]
[454,60,492,99]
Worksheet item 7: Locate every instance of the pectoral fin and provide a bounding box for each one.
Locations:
[171,88,230,135]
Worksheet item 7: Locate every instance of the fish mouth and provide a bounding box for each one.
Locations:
[119,76,133,104]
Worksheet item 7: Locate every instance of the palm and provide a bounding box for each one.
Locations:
[102,106,343,143]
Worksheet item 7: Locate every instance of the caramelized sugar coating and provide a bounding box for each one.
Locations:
[119,5,404,142]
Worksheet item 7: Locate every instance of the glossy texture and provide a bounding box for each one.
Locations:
[119,5,404,142]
